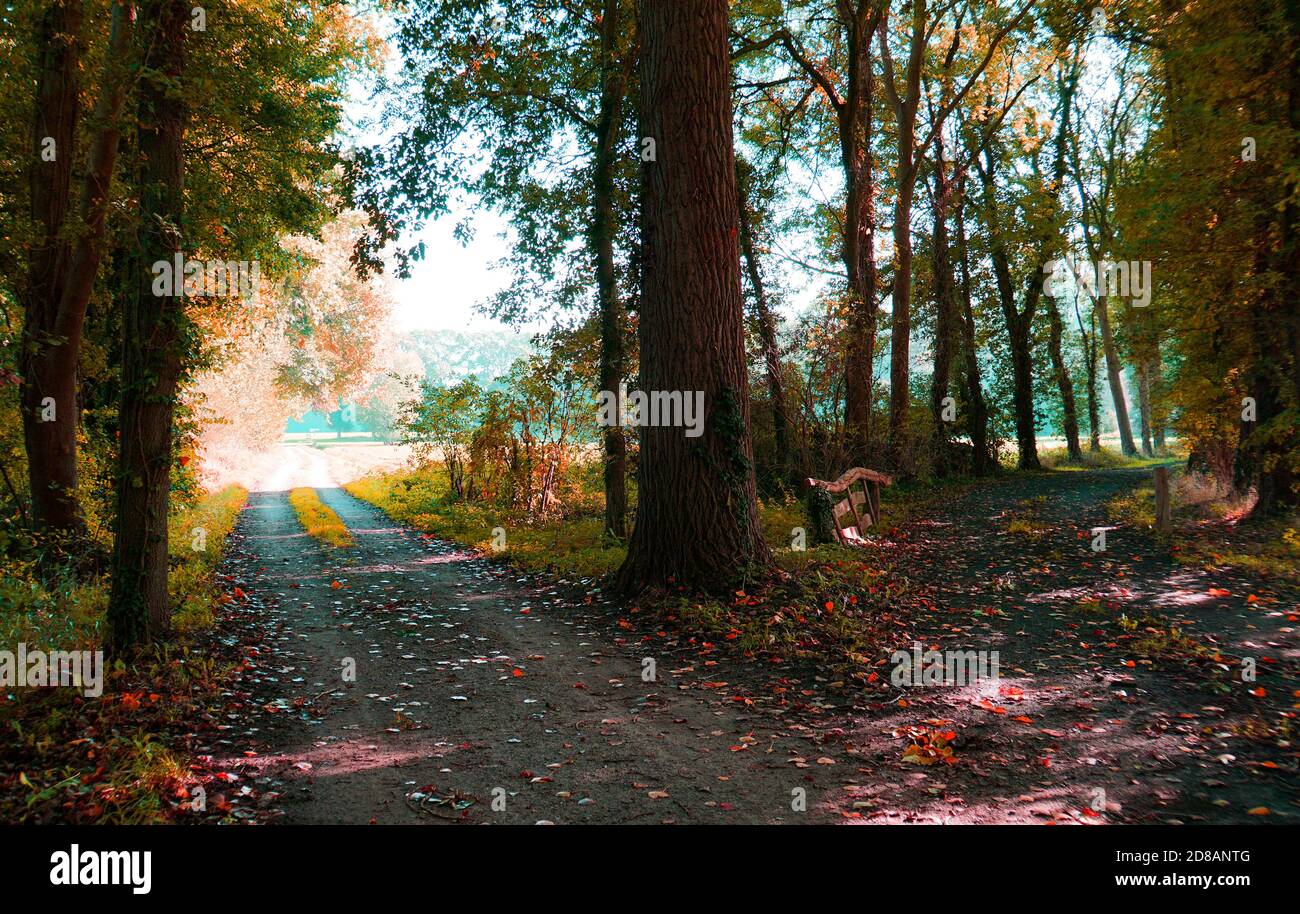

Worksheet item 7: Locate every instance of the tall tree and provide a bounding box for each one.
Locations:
[1070,50,1140,457]
[923,11,1037,474]
[878,0,1031,464]
[736,155,794,487]
[357,0,637,539]
[592,0,631,537]
[953,175,994,473]
[763,0,885,463]
[1041,61,1083,461]
[615,0,772,594]
[106,0,189,649]
[20,0,133,544]
[977,142,1041,469]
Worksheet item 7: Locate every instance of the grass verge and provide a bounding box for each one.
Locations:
[0,485,250,823]
[288,487,353,548]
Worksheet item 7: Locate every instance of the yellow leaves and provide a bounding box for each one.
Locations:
[289,488,353,548]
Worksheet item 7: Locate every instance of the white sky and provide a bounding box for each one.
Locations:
[387,212,518,333]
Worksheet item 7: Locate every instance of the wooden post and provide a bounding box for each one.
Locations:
[1154,466,1171,532]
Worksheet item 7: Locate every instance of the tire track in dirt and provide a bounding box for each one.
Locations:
[215,485,843,824]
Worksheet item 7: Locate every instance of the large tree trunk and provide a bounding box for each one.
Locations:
[1249,0,1300,516]
[107,0,189,651]
[1096,294,1138,456]
[593,0,628,539]
[22,1,135,551]
[615,0,772,594]
[1045,294,1082,460]
[20,0,84,540]
[839,7,880,465]
[737,160,792,486]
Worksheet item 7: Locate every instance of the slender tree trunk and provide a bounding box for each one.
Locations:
[737,161,792,485]
[1042,61,1081,462]
[1096,294,1138,456]
[889,158,916,462]
[21,0,84,540]
[883,0,925,466]
[593,0,627,538]
[107,0,189,651]
[928,162,958,470]
[1146,351,1166,454]
[1074,296,1102,451]
[1006,316,1039,470]
[954,187,992,475]
[1136,362,1154,457]
[615,0,772,594]
[839,9,880,465]
[979,152,1040,470]
[1045,295,1082,460]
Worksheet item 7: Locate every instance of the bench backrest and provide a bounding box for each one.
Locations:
[805,467,893,545]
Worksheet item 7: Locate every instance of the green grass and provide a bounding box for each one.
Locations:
[170,484,249,631]
[0,484,248,648]
[1033,444,1184,471]
[1175,519,1300,583]
[288,487,353,548]
[346,463,973,580]
[1004,495,1052,538]
[0,484,249,823]
[345,471,622,577]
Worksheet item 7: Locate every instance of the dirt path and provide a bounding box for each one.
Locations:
[213,485,844,824]
[209,465,1296,825]
[821,466,1299,824]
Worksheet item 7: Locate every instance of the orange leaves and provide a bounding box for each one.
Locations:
[901,731,957,766]
[895,725,958,766]
[973,697,1007,714]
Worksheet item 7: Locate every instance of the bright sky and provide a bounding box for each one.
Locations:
[388,212,518,333]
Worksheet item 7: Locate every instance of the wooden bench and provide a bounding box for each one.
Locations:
[804,467,893,546]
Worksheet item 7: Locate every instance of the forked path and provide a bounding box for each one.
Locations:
[216,485,842,824]
[213,465,1296,825]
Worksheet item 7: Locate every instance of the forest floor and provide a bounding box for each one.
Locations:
[208,461,1297,824]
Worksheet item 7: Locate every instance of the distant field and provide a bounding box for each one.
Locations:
[281,431,385,444]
